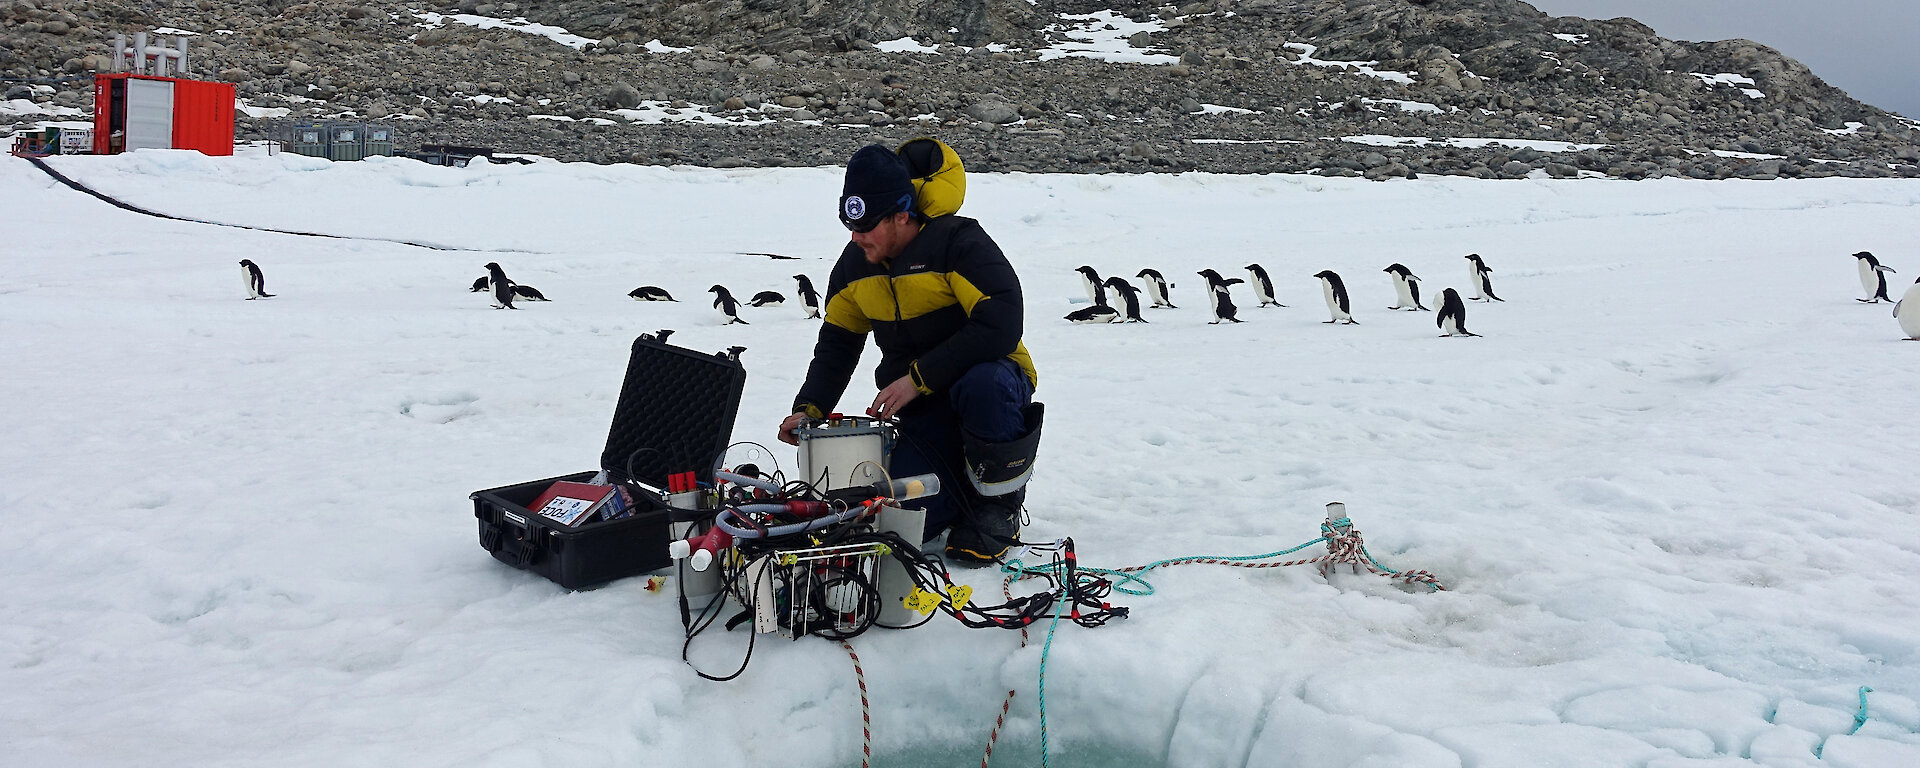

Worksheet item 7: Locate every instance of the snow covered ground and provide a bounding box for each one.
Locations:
[4,151,1920,767]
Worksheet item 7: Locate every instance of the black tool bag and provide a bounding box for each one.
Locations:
[471,336,746,589]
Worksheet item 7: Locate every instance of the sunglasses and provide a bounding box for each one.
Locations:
[843,216,883,234]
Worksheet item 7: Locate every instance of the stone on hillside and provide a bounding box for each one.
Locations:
[606,81,643,109]
[966,101,1020,124]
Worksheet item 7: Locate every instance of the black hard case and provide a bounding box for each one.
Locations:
[471,336,746,589]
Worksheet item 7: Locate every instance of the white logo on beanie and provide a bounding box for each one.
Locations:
[843,195,866,220]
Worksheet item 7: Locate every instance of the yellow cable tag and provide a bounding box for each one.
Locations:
[947,584,973,609]
[903,588,940,616]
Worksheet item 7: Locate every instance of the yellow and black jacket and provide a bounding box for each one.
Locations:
[793,139,1037,417]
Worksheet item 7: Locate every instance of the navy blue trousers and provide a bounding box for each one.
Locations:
[887,358,1033,539]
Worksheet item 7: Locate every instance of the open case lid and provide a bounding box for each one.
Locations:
[599,335,747,489]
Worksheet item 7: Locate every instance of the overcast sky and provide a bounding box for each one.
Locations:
[1524,0,1918,119]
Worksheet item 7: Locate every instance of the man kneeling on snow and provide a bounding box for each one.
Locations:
[777,139,1043,565]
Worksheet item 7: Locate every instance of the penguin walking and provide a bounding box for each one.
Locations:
[1854,251,1897,303]
[1384,263,1428,310]
[239,259,274,300]
[1136,268,1176,308]
[708,285,748,325]
[1197,269,1244,324]
[748,290,785,307]
[1063,304,1120,324]
[793,275,822,319]
[483,262,517,310]
[469,276,490,293]
[1075,265,1108,307]
[1465,254,1503,302]
[1104,277,1147,323]
[629,285,675,302]
[512,284,550,301]
[1436,288,1479,337]
[1312,270,1357,324]
[1245,263,1284,307]
[1896,278,1920,340]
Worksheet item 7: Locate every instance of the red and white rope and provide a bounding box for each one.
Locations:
[980,576,1034,767]
[840,640,871,768]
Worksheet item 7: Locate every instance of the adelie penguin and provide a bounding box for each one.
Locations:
[1104,276,1147,323]
[483,262,517,309]
[747,290,785,307]
[469,276,489,293]
[1465,254,1503,302]
[1895,278,1920,340]
[1436,288,1480,337]
[1245,263,1284,307]
[239,259,274,300]
[511,285,550,302]
[1383,263,1428,310]
[1063,303,1120,324]
[1197,268,1244,324]
[1074,265,1108,307]
[708,285,748,325]
[793,274,822,319]
[628,285,675,302]
[1136,268,1176,308]
[1312,270,1357,324]
[1854,251,1897,303]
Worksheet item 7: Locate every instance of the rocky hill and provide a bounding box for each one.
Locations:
[7,0,1919,179]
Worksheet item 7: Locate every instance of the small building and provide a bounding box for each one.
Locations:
[90,72,235,156]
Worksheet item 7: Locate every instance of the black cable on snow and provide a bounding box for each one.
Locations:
[25,155,509,253]
[27,156,810,260]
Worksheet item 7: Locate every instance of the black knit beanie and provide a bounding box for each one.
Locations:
[839,144,916,230]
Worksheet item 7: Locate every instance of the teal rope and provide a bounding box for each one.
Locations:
[1358,544,1434,584]
[1000,537,1330,596]
[1849,685,1872,735]
[1037,585,1069,768]
[1814,685,1876,759]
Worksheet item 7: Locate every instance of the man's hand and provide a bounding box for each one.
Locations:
[778,412,809,446]
[869,375,920,420]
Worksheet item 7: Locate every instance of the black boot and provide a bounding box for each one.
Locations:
[944,488,1023,566]
[945,403,1043,565]
[961,403,1043,497]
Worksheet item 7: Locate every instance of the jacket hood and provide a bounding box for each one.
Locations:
[897,137,965,219]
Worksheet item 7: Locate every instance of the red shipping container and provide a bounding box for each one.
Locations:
[92,73,234,157]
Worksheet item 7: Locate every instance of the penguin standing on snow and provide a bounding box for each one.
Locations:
[1312,270,1357,324]
[239,259,274,300]
[484,262,518,310]
[1854,251,1897,303]
[1896,278,1920,340]
[1465,254,1503,302]
[1137,268,1176,308]
[629,285,675,301]
[1075,265,1107,307]
[709,285,748,325]
[1104,276,1147,323]
[1197,269,1244,324]
[748,290,785,307]
[1436,288,1480,337]
[793,275,822,319]
[1384,263,1427,310]
[1245,263,1284,307]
